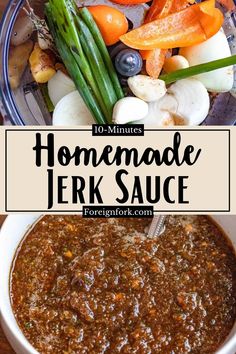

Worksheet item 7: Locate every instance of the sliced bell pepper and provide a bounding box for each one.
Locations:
[141,0,173,76]
[145,48,167,77]
[141,0,189,77]
[145,0,189,23]
[140,0,171,61]
[171,0,192,11]
[111,0,150,4]
[145,0,174,23]
[120,0,224,50]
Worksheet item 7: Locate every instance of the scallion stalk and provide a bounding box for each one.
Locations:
[45,3,106,124]
[79,7,124,100]
[159,55,236,84]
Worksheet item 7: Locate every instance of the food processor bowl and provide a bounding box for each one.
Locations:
[0,0,236,125]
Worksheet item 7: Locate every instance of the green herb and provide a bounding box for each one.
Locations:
[159,55,236,84]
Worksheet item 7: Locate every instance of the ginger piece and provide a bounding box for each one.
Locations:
[29,43,56,83]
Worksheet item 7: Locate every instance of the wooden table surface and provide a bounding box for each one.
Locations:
[0,216,15,354]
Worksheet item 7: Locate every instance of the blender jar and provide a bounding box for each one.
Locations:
[0,0,236,125]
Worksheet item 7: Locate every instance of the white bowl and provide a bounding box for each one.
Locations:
[0,215,236,354]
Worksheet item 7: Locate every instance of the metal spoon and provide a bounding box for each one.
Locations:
[147,215,167,238]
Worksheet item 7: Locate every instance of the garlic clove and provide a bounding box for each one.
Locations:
[112,97,149,124]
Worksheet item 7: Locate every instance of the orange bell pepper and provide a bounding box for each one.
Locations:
[145,48,167,77]
[111,0,150,4]
[145,0,189,23]
[141,0,172,76]
[145,0,174,23]
[120,0,224,50]
[141,0,189,77]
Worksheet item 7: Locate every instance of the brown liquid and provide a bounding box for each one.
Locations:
[11,216,236,354]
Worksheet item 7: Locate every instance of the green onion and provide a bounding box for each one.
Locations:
[47,0,108,118]
[45,0,124,123]
[48,0,94,91]
[45,3,106,124]
[159,55,236,84]
[79,7,124,100]
[75,15,117,122]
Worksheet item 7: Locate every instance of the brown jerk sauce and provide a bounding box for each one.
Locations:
[10,216,236,354]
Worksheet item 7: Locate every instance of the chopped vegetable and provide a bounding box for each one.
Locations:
[64,250,73,258]
[179,30,233,92]
[133,94,178,125]
[141,0,189,78]
[145,0,189,23]
[145,0,174,23]
[128,75,166,102]
[113,97,148,124]
[29,43,56,83]
[146,48,167,78]
[115,49,143,77]
[163,55,189,73]
[168,78,210,125]
[88,5,128,46]
[120,0,224,50]
[134,78,209,126]
[53,91,94,125]
[8,40,34,89]
[141,0,172,78]
[159,54,236,84]
[48,70,75,106]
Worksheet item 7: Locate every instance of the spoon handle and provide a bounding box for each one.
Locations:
[148,215,166,238]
